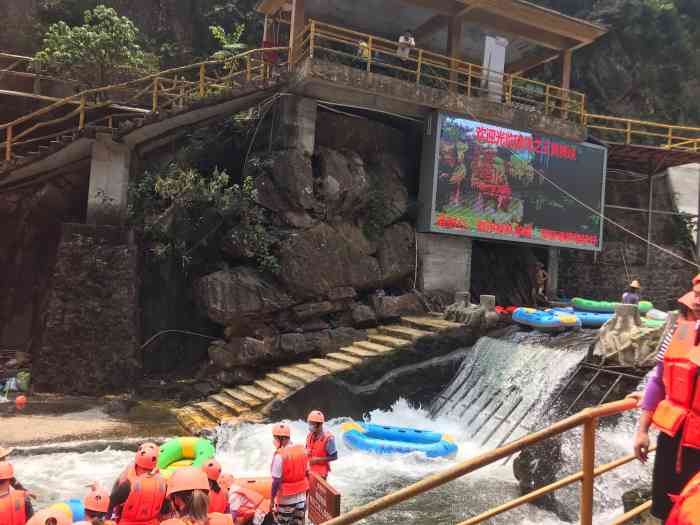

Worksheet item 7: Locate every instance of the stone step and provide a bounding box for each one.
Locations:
[223,388,264,408]
[266,373,305,390]
[209,394,250,415]
[295,362,333,377]
[309,357,352,372]
[353,340,395,354]
[401,316,462,331]
[341,346,379,358]
[278,366,318,383]
[326,352,363,365]
[378,324,434,341]
[238,384,276,402]
[174,406,217,434]
[368,334,412,348]
[195,401,238,424]
[254,378,291,397]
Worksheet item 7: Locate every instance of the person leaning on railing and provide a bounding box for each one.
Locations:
[630,273,700,523]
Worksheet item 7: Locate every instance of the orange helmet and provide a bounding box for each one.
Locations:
[272,423,291,438]
[135,442,159,470]
[84,483,110,513]
[166,466,210,497]
[0,447,12,460]
[307,410,325,424]
[218,474,235,491]
[27,508,72,525]
[15,396,27,410]
[0,461,13,480]
[202,459,222,481]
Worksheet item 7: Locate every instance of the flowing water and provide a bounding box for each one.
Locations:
[10,329,653,524]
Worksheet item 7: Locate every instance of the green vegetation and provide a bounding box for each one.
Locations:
[33,5,149,88]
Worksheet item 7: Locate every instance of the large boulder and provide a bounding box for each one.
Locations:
[371,293,425,320]
[208,337,276,369]
[317,148,370,218]
[594,305,668,368]
[377,222,415,285]
[367,154,409,226]
[277,223,382,299]
[195,267,294,326]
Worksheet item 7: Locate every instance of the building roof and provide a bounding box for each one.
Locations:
[256,0,607,74]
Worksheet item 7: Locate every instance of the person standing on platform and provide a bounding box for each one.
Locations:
[270,424,308,525]
[305,411,338,481]
[622,280,642,305]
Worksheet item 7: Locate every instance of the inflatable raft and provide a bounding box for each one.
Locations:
[157,437,216,478]
[643,318,666,329]
[341,421,458,459]
[571,297,653,315]
[49,500,84,522]
[552,307,613,328]
[512,307,581,331]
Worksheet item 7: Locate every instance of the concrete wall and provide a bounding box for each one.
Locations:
[417,233,472,295]
[87,134,131,226]
[35,223,140,394]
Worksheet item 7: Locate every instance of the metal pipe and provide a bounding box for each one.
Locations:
[469,396,507,440]
[580,418,597,525]
[565,369,602,414]
[322,399,637,525]
[609,501,652,525]
[598,375,623,406]
[458,448,655,525]
[646,176,654,266]
[604,204,697,217]
[480,396,523,446]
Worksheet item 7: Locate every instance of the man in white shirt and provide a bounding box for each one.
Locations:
[397,30,415,61]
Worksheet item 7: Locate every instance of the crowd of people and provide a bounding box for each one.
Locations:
[0,410,337,525]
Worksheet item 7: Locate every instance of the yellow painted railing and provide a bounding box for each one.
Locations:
[0,47,289,161]
[323,398,651,525]
[291,20,586,124]
[586,113,700,151]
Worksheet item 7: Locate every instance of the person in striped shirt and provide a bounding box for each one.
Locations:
[632,275,700,521]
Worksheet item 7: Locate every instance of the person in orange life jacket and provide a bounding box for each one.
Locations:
[202,460,228,514]
[270,424,309,525]
[74,483,115,525]
[305,411,337,480]
[0,461,33,525]
[109,442,169,525]
[227,480,272,525]
[631,274,700,521]
[0,448,34,501]
[160,467,232,525]
[666,469,700,525]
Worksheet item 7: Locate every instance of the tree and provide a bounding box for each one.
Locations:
[209,24,247,60]
[33,5,148,89]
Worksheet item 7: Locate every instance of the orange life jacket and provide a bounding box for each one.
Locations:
[0,488,27,525]
[230,485,271,524]
[160,513,233,525]
[306,431,332,478]
[207,485,229,514]
[667,470,700,525]
[117,472,166,525]
[272,445,309,498]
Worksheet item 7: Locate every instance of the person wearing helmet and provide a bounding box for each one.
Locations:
[305,411,337,480]
[25,508,69,525]
[202,460,228,514]
[622,280,642,305]
[75,483,114,525]
[270,423,308,525]
[0,460,33,525]
[161,467,231,525]
[109,442,168,525]
[632,274,700,521]
[227,479,272,525]
[0,447,33,498]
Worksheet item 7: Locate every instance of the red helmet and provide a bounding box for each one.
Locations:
[166,467,210,497]
[307,410,325,424]
[272,423,291,438]
[202,459,222,481]
[84,483,110,513]
[0,461,13,480]
[135,442,159,470]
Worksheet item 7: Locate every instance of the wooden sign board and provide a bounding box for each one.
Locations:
[308,472,341,525]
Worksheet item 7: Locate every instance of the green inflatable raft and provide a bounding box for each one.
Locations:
[157,436,216,479]
[571,297,653,315]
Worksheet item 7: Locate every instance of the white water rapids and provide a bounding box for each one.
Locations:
[11,330,654,524]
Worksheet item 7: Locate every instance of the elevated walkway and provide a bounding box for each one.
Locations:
[173,315,462,434]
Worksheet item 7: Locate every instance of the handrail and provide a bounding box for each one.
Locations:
[323,398,640,525]
[0,46,289,161]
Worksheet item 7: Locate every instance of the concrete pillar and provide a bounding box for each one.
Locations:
[274,95,317,155]
[547,246,559,299]
[561,49,572,90]
[417,233,472,296]
[86,133,131,226]
[290,0,306,52]
[447,18,463,89]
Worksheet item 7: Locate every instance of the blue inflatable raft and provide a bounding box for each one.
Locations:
[553,307,613,328]
[512,307,581,331]
[340,421,458,459]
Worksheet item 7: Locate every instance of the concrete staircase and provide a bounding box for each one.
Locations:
[173,316,462,434]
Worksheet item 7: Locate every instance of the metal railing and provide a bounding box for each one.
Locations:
[586,113,700,151]
[323,398,651,525]
[290,20,586,124]
[0,47,289,161]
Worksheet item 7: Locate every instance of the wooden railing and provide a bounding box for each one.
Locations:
[290,20,587,124]
[322,398,651,525]
[0,47,289,161]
